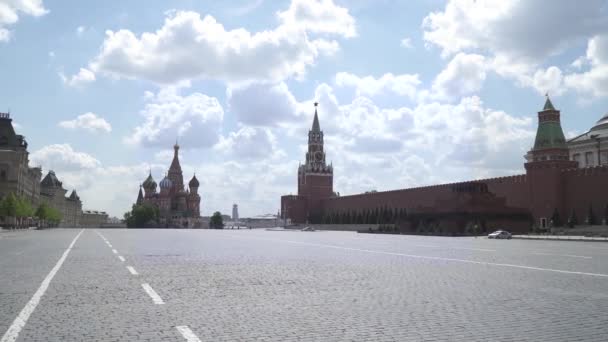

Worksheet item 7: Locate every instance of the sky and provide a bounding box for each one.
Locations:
[1,0,607,218]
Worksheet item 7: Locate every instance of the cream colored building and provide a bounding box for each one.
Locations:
[568,113,608,167]
[40,171,82,227]
[0,112,42,205]
[81,210,109,228]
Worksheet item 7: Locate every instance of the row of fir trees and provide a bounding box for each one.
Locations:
[0,192,62,229]
[551,204,608,228]
[322,207,408,225]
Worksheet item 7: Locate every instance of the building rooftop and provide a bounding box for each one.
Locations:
[568,112,608,143]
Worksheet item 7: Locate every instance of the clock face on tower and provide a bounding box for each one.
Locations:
[315,151,323,162]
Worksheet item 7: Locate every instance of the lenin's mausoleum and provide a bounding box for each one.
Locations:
[281,98,608,234]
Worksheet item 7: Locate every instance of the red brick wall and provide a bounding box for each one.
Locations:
[281,195,307,224]
[322,175,530,213]
[563,166,608,223]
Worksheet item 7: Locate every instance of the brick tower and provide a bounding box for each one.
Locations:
[524,95,577,229]
[296,103,333,222]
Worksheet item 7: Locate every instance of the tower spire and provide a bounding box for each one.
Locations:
[532,95,566,152]
[312,102,320,132]
[543,93,555,111]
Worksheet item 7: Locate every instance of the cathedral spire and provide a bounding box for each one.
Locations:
[312,102,320,132]
[168,141,184,189]
[136,185,144,205]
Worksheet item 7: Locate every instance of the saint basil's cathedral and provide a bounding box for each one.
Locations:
[135,143,202,228]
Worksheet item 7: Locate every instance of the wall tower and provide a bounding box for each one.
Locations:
[524,95,577,228]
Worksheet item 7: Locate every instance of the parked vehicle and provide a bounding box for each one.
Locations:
[488,230,512,239]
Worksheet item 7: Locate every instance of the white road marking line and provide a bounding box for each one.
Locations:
[414,244,440,248]
[141,283,164,304]
[127,266,139,275]
[533,252,592,259]
[238,236,608,278]
[118,255,126,262]
[448,246,496,252]
[1,229,84,342]
[176,326,201,342]
[564,254,593,259]
[112,249,118,254]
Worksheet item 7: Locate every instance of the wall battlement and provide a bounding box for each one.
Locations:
[327,174,527,201]
[562,165,608,176]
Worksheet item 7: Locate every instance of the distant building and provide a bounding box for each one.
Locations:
[232,204,239,221]
[81,210,109,228]
[136,142,202,228]
[40,171,82,227]
[567,112,608,167]
[241,213,281,228]
[0,112,42,205]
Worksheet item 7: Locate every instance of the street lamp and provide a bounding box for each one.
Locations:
[590,134,601,166]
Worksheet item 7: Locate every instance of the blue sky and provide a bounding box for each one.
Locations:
[1,0,607,217]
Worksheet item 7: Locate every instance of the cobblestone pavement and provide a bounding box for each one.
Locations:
[1,228,608,341]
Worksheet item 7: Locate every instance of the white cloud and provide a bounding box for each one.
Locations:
[564,35,608,98]
[422,1,608,99]
[30,144,101,171]
[60,68,96,87]
[277,0,356,38]
[0,0,48,42]
[400,37,412,48]
[335,72,420,98]
[126,85,224,148]
[227,82,303,126]
[430,52,487,100]
[423,0,608,63]
[531,66,564,96]
[58,112,112,133]
[84,1,355,84]
[76,25,86,36]
[215,127,283,160]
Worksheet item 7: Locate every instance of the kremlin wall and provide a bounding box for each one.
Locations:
[281,98,608,235]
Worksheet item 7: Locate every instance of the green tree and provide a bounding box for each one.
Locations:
[567,208,578,228]
[0,193,17,228]
[210,211,224,229]
[36,202,52,228]
[585,204,597,226]
[125,203,159,228]
[550,208,562,227]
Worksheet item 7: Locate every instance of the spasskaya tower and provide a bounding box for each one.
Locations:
[281,103,334,223]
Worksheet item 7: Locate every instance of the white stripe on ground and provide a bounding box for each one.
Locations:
[175,325,201,342]
[127,266,139,275]
[533,252,592,259]
[112,249,118,254]
[448,246,496,252]
[237,236,608,278]
[176,326,202,342]
[0,229,84,342]
[141,283,164,304]
[564,254,593,259]
[118,255,126,262]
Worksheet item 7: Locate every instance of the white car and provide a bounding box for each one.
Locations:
[488,230,512,239]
